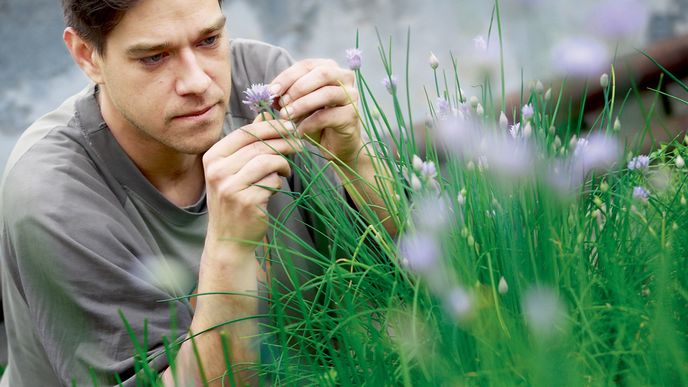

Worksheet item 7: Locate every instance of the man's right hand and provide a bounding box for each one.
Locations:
[163,118,302,386]
[202,118,301,256]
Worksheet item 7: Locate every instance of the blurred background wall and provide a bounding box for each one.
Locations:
[0,0,687,171]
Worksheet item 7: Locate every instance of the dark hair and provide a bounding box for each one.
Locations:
[62,0,223,54]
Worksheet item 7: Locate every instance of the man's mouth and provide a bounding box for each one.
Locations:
[174,103,217,120]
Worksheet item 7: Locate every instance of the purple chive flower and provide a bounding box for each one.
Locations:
[508,122,521,139]
[633,186,650,202]
[398,232,440,273]
[523,287,566,338]
[473,35,487,51]
[345,48,363,70]
[521,104,534,121]
[383,75,398,94]
[628,155,650,171]
[437,97,451,117]
[445,287,473,320]
[551,37,609,77]
[242,83,275,114]
[420,161,437,180]
[592,0,649,38]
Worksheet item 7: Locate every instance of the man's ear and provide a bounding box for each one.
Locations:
[63,27,104,84]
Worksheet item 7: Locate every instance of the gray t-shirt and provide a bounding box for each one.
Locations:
[0,39,337,386]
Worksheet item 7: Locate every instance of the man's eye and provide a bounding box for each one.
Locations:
[140,53,167,65]
[200,35,219,47]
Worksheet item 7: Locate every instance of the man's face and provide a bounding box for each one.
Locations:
[95,0,231,155]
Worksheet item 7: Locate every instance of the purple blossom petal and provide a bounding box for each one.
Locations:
[551,37,609,77]
[592,0,649,38]
[382,75,398,94]
[345,48,363,70]
[398,232,440,273]
[242,83,274,114]
[633,186,650,202]
[628,155,650,171]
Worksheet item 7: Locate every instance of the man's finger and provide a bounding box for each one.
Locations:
[269,58,339,102]
[278,66,354,109]
[279,85,358,121]
[204,120,296,163]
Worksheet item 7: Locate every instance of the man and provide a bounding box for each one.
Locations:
[0,0,392,385]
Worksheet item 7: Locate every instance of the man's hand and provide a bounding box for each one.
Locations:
[270,59,363,165]
[162,118,302,386]
[202,118,300,255]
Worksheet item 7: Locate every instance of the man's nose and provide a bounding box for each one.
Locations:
[175,50,212,96]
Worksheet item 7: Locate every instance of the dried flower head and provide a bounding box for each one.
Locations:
[242,83,275,114]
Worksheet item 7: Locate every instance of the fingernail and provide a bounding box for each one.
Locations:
[280,95,291,106]
[269,84,281,96]
[285,121,296,131]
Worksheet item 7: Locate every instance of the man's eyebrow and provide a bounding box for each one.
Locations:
[198,15,227,37]
[125,16,227,56]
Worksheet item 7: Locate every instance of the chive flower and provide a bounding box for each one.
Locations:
[628,155,650,171]
[382,75,398,94]
[345,48,362,70]
[242,83,275,114]
[437,97,451,118]
[521,104,534,121]
[633,186,650,202]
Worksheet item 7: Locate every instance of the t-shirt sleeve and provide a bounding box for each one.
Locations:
[2,152,190,385]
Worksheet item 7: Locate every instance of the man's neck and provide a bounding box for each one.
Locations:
[98,91,206,208]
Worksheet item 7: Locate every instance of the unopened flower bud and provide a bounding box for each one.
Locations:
[476,103,484,116]
[467,235,475,247]
[544,88,552,101]
[469,96,479,109]
[600,181,609,193]
[535,80,544,94]
[412,154,423,172]
[429,52,439,70]
[410,174,422,191]
[498,276,509,294]
[499,111,508,130]
[682,195,687,206]
[676,155,685,169]
[593,196,603,208]
[548,126,556,135]
[600,73,609,88]
[466,161,475,171]
[523,122,532,138]
[613,118,621,131]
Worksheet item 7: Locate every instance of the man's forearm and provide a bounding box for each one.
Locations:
[162,243,260,386]
[338,144,398,236]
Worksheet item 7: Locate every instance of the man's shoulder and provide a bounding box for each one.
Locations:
[229,39,294,119]
[0,87,107,223]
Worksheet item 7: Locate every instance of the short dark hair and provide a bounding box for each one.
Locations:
[62,0,223,54]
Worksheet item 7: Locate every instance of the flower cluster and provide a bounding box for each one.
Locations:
[628,155,650,171]
[242,83,275,114]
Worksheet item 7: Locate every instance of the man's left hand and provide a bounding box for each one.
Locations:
[270,59,362,165]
